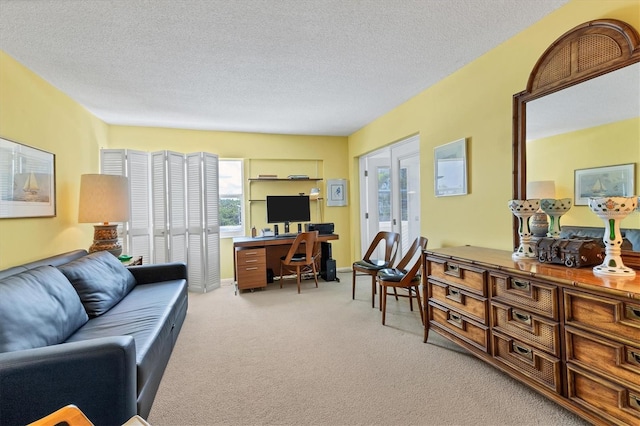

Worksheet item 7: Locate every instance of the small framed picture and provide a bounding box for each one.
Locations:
[434,138,468,197]
[0,137,56,218]
[327,179,347,207]
[574,163,635,205]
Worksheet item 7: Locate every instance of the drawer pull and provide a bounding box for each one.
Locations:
[512,342,533,360]
[245,267,258,271]
[245,259,257,263]
[512,279,530,292]
[629,306,640,320]
[445,263,461,278]
[448,312,464,329]
[512,309,532,325]
[630,394,640,411]
[446,287,462,303]
[630,350,640,365]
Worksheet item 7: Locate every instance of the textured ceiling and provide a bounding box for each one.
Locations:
[0,0,570,136]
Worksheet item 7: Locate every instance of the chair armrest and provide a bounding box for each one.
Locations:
[0,336,137,425]
[127,262,187,284]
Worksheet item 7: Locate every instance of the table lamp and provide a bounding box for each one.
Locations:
[527,181,555,238]
[78,174,130,257]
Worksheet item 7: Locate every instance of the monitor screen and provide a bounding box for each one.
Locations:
[266,195,311,224]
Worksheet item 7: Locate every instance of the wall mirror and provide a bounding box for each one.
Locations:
[513,19,640,262]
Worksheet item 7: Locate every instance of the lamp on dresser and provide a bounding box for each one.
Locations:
[78,174,130,257]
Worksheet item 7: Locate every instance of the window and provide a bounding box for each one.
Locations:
[219,159,244,237]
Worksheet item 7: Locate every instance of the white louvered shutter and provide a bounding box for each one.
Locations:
[186,153,221,292]
[151,151,169,263]
[100,149,129,254]
[167,151,187,263]
[203,153,221,291]
[125,151,152,264]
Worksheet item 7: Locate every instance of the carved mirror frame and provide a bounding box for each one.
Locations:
[512,19,640,260]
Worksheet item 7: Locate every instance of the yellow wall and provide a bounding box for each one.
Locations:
[347,0,640,259]
[107,126,349,279]
[0,51,108,268]
[528,117,640,228]
[1,0,639,275]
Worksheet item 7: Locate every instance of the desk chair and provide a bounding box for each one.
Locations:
[352,231,400,307]
[377,236,428,325]
[280,231,320,293]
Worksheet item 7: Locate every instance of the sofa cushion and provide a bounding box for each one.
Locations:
[58,251,137,317]
[0,266,89,352]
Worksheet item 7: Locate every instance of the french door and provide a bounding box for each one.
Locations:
[359,135,420,260]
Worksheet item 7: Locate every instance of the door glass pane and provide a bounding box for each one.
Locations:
[399,155,420,258]
[377,166,391,232]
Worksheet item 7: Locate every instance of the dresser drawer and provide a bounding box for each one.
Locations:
[566,326,640,389]
[427,257,486,296]
[490,273,558,320]
[429,301,489,352]
[564,289,640,345]
[491,302,560,357]
[492,332,561,394]
[428,279,487,324]
[567,364,640,426]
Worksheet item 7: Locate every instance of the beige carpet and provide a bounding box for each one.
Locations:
[148,272,588,426]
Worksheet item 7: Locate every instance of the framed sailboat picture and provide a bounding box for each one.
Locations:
[0,138,56,218]
[574,163,635,206]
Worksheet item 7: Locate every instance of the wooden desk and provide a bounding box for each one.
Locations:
[233,234,339,291]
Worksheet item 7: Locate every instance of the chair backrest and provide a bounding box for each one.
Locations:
[283,231,319,265]
[363,231,400,265]
[395,236,428,273]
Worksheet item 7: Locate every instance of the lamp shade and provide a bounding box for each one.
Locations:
[527,180,555,199]
[78,174,130,223]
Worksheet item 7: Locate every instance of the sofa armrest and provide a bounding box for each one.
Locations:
[127,262,188,284]
[0,336,137,426]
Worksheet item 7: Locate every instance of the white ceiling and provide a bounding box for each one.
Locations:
[0,0,570,136]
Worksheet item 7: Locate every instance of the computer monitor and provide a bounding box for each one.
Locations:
[266,195,310,233]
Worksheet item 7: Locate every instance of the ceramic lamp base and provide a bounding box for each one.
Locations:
[89,224,122,257]
[509,199,540,260]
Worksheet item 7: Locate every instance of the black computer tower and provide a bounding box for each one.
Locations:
[320,242,336,281]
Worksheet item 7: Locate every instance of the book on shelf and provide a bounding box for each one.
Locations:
[257,174,278,179]
[287,174,309,180]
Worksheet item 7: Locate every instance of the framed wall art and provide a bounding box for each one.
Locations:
[0,137,56,218]
[434,138,468,197]
[327,179,347,207]
[574,163,635,206]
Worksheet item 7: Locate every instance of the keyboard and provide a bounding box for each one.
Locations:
[275,233,298,238]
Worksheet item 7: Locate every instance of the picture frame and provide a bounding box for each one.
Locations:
[574,163,635,206]
[434,138,468,197]
[326,179,347,207]
[0,137,56,218]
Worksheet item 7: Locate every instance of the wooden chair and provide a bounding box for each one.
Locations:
[280,231,320,293]
[377,236,428,325]
[28,404,94,426]
[352,231,400,308]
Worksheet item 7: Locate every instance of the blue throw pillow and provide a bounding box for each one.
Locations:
[58,251,137,317]
[0,266,89,352]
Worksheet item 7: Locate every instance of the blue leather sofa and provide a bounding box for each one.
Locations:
[0,250,188,425]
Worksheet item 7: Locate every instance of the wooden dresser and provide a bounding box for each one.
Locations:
[424,246,640,426]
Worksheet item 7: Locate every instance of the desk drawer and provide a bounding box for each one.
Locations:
[567,364,640,426]
[429,301,489,352]
[427,257,486,296]
[564,289,640,345]
[428,279,487,324]
[491,302,560,357]
[492,332,561,394]
[566,326,640,388]
[237,248,266,265]
[490,273,558,320]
